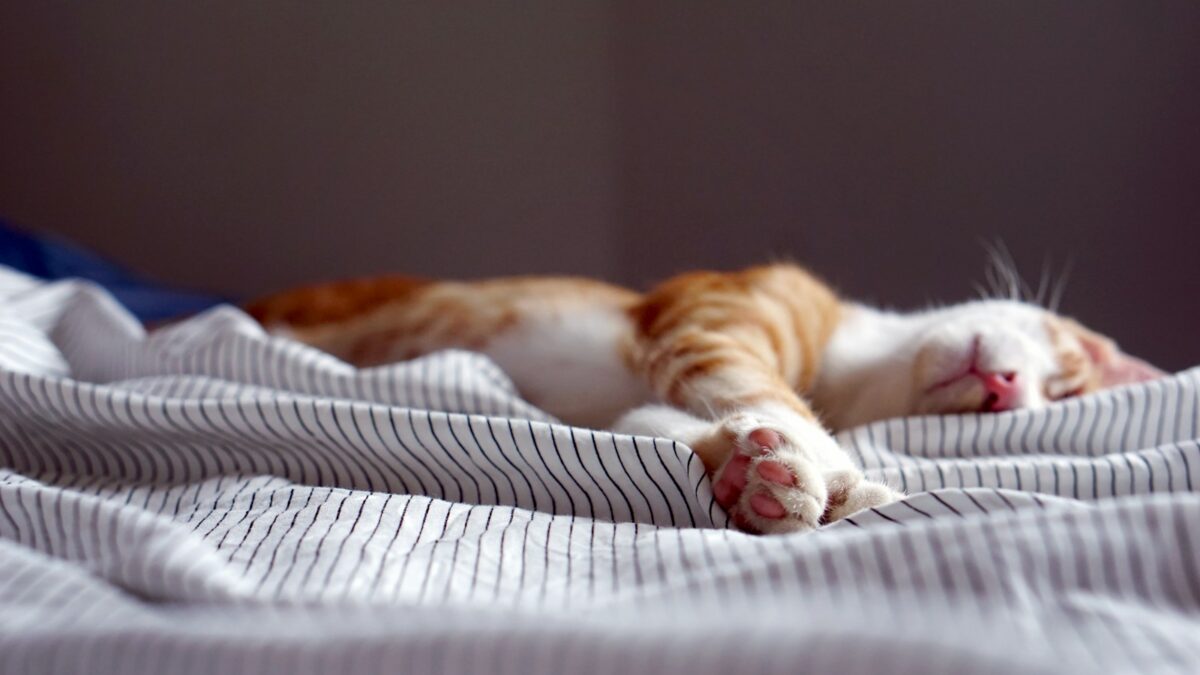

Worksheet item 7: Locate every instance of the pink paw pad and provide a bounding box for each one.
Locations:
[712,453,752,507]
[749,492,787,518]
[756,460,796,486]
[748,428,782,450]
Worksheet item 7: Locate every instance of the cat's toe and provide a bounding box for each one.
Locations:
[822,471,903,523]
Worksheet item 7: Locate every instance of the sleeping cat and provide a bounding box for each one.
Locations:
[245,263,1164,534]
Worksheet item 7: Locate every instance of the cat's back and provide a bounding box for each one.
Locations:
[245,274,434,329]
[246,274,639,360]
[245,273,648,426]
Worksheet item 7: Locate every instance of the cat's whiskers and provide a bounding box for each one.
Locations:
[1048,259,1073,313]
[1034,258,1052,307]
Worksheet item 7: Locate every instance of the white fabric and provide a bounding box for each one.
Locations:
[1,266,1198,674]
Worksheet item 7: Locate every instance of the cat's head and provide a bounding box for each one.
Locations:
[909,299,1163,416]
[817,299,1166,428]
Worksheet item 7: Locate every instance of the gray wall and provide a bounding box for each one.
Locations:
[3,2,1199,369]
[0,2,618,286]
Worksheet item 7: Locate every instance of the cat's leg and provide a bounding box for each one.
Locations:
[627,265,901,533]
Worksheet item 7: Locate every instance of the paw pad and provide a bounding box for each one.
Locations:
[755,460,796,485]
[749,492,787,518]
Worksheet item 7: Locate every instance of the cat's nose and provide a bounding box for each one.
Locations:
[978,371,1019,412]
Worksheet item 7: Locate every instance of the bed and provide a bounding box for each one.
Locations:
[1,265,1198,674]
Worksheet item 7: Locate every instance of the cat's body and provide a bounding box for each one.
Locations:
[247,263,1162,534]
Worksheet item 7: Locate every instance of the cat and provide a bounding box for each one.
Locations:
[245,263,1164,534]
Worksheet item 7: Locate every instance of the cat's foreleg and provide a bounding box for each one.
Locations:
[628,266,901,533]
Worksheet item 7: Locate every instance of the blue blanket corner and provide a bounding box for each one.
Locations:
[0,219,228,321]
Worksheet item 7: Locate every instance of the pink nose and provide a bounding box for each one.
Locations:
[978,372,1019,412]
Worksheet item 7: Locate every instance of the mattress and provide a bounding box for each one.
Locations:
[1,265,1198,674]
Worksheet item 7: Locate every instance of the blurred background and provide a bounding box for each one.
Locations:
[2,2,1198,368]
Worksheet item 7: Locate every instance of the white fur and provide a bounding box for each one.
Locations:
[613,401,849,471]
[740,401,856,471]
[483,305,650,429]
[813,300,1060,429]
[612,404,713,443]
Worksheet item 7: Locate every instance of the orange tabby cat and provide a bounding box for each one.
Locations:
[246,263,1163,534]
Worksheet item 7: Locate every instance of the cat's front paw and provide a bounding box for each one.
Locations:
[709,425,826,534]
[699,413,900,534]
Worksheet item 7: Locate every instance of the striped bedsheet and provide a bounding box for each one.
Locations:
[1,265,1198,674]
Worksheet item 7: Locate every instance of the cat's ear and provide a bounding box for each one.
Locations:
[1064,319,1166,388]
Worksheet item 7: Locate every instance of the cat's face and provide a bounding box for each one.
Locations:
[910,300,1163,416]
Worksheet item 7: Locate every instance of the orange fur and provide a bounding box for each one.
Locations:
[249,276,639,367]
[246,265,839,418]
[629,265,840,420]
[1043,317,1100,398]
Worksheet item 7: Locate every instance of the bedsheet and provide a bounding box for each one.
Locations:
[1,266,1198,674]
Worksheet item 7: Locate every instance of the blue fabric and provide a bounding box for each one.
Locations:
[0,220,227,321]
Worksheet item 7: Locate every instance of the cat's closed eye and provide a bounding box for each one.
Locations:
[1044,378,1086,400]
